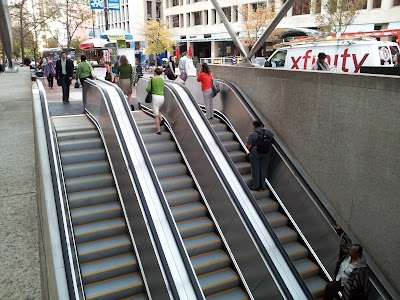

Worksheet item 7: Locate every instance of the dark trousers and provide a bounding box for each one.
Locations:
[250,151,270,189]
[60,75,71,102]
[323,281,343,300]
[47,76,53,88]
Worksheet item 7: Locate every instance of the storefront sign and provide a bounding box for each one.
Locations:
[108,34,125,40]
[90,0,104,10]
[108,0,120,11]
[388,22,400,30]
[173,32,233,42]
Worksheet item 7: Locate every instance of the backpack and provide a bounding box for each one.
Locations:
[254,129,272,153]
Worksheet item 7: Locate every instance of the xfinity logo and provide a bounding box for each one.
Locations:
[290,49,370,72]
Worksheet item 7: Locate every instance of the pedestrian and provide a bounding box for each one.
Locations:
[178,51,189,83]
[55,51,74,103]
[196,63,214,120]
[323,224,369,300]
[165,56,177,80]
[99,58,111,81]
[132,61,143,86]
[311,52,331,71]
[116,55,134,109]
[76,55,93,87]
[394,53,400,67]
[245,120,274,191]
[42,56,56,89]
[112,55,120,82]
[146,68,165,134]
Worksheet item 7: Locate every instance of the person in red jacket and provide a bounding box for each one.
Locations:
[197,63,214,119]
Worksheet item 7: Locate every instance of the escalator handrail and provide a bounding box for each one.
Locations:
[95,79,205,300]
[165,80,313,300]
[215,78,400,300]
[36,81,85,299]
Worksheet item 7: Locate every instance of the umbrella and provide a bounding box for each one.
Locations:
[175,47,180,59]
[80,38,109,50]
[100,28,133,41]
[188,47,193,57]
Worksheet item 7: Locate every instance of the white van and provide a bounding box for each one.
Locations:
[265,39,400,73]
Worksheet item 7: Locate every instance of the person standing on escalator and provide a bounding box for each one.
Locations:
[197,63,214,120]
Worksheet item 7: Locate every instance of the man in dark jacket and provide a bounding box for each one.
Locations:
[56,51,74,102]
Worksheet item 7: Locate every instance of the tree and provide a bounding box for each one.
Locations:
[239,3,274,49]
[142,20,175,67]
[314,0,366,33]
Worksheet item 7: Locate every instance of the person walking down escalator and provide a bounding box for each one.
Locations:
[146,68,165,135]
[323,224,369,300]
[197,63,214,120]
[245,120,274,191]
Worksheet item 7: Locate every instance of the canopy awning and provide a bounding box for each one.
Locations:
[80,38,109,50]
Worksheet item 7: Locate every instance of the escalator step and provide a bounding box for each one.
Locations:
[141,132,171,143]
[170,202,207,222]
[120,293,148,300]
[78,234,132,263]
[191,249,231,276]
[184,232,222,256]
[154,163,187,179]
[145,140,176,154]
[221,140,241,152]
[61,148,107,165]
[198,267,240,296]
[249,189,270,200]
[81,253,138,285]
[241,174,252,186]
[265,212,288,229]
[216,131,234,141]
[294,258,320,280]
[256,198,279,214]
[137,124,167,134]
[68,187,118,209]
[74,217,127,243]
[304,276,327,298]
[283,242,309,261]
[58,137,103,152]
[274,226,298,244]
[234,161,251,175]
[55,123,95,134]
[84,272,144,300]
[177,217,214,239]
[207,287,249,300]
[165,188,200,206]
[210,123,228,132]
[63,160,110,178]
[228,151,246,163]
[57,128,99,141]
[71,202,121,225]
[159,175,193,192]
[65,173,114,193]
[149,152,181,166]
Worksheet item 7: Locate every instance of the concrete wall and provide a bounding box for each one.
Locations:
[210,65,400,293]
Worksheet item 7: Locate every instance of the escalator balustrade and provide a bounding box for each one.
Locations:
[132,111,249,300]
[53,115,148,300]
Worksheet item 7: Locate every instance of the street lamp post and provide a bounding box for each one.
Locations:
[104,0,109,30]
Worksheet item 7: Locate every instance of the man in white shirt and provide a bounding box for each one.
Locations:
[178,51,189,83]
[311,52,331,71]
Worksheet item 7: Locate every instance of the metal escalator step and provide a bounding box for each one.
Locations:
[283,242,309,261]
[61,148,107,165]
[241,174,252,186]
[216,131,234,141]
[207,287,249,300]
[177,217,214,239]
[265,212,288,228]
[208,118,222,125]
[250,189,270,200]
[63,160,110,178]
[57,129,99,141]
[191,249,231,276]
[137,124,167,134]
[149,152,181,166]
[228,151,246,163]
[120,293,148,300]
[274,226,298,244]
[210,123,228,132]
[141,132,171,143]
[170,202,207,222]
[85,272,144,300]
[221,140,241,152]
[256,198,279,214]
[294,258,320,280]
[69,187,118,209]
[304,276,327,298]
[184,233,222,256]
[58,137,103,152]
[198,267,240,296]
[159,175,193,193]
[234,161,251,175]
[165,188,200,206]
[145,140,176,154]
[71,202,121,225]
[66,173,114,193]
[78,234,132,263]
[81,253,138,285]
[55,123,95,134]
[154,163,187,179]
[74,217,127,243]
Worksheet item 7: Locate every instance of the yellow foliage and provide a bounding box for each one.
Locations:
[142,20,175,55]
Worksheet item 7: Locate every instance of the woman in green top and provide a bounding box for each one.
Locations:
[146,68,165,134]
[76,55,93,86]
[116,55,133,107]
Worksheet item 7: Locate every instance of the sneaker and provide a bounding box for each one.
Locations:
[130,104,135,111]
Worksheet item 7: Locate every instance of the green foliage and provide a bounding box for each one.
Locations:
[143,20,175,65]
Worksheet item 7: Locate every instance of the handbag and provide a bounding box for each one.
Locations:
[211,77,220,97]
[145,79,153,103]
[74,81,80,88]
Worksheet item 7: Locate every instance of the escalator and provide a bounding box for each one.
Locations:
[132,110,249,299]
[52,115,147,299]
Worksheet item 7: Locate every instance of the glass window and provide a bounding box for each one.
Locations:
[204,10,208,25]
[222,7,232,22]
[147,1,152,20]
[172,15,179,27]
[156,1,161,20]
[233,5,238,22]
[372,0,381,7]
[194,11,202,25]
[172,0,179,6]
[269,51,287,67]
[292,0,310,15]
[394,0,400,5]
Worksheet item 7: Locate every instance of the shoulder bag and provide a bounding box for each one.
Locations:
[211,77,220,97]
[145,79,153,103]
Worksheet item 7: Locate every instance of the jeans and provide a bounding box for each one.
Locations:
[60,75,71,102]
